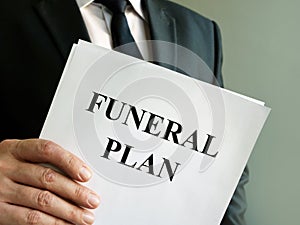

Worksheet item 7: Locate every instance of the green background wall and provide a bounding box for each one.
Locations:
[172,0,300,224]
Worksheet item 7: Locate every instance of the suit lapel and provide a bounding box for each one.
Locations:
[34,0,90,60]
[143,0,178,70]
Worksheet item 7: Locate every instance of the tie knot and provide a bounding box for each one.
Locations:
[95,0,128,13]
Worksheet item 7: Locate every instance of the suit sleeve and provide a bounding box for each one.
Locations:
[221,166,249,225]
[212,21,224,87]
[212,21,249,225]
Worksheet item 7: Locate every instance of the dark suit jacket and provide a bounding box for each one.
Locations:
[0,0,248,224]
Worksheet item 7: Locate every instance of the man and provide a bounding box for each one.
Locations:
[0,0,248,224]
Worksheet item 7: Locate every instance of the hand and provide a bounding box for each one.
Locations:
[0,139,100,225]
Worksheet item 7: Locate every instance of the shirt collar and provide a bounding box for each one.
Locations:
[76,0,146,20]
[76,0,93,8]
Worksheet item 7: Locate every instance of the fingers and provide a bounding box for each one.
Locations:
[0,139,100,225]
[6,139,92,182]
[8,162,100,209]
[3,182,95,225]
[0,202,74,225]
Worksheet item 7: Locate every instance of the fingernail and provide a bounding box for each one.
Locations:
[88,193,100,207]
[79,166,92,181]
[83,211,95,224]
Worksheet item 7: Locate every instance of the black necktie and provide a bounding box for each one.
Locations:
[95,0,143,59]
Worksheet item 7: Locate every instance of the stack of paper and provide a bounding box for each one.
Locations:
[40,40,270,225]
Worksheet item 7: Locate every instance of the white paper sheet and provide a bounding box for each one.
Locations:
[40,41,270,225]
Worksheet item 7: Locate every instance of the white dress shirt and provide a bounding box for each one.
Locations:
[77,0,152,59]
